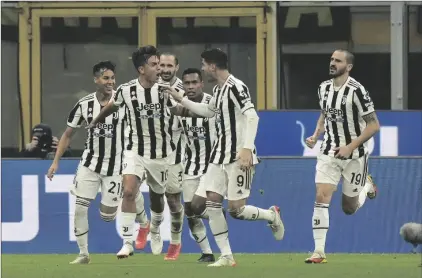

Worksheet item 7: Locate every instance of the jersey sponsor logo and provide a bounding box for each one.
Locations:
[136,103,163,119]
[185,123,207,141]
[137,103,162,112]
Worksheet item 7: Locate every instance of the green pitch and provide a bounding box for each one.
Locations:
[2,254,421,278]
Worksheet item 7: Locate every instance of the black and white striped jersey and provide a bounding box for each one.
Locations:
[67,92,126,176]
[208,75,259,165]
[318,76,375,159]
[113,78,176,159]
[181,93,216,176]
[165,77,185,165]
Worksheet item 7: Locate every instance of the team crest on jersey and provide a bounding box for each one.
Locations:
[113,112,119,119]
[341,95,347,105]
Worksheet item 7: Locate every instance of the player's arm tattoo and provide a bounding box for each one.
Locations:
[362,112,377,124]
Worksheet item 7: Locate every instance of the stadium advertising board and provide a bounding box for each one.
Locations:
[256,111,422,156]
[2,158,420,254]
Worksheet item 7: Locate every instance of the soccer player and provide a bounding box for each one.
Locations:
[148,52,185,260]
[87,46,177,258]
[179,67,216,262]
[304,49,379,264]
[46,61,143,264]
[163,48,285,267]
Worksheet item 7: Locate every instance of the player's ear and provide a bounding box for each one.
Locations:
[137,65,144,74]
[347,64,353,72]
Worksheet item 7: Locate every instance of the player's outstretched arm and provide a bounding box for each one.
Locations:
[47,127,77,180]
[170,103,212,118]
[348,111,380,151]
[87,100,118,128]
[313,111,325,138]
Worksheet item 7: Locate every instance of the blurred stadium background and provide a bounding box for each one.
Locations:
[1,1,421,276]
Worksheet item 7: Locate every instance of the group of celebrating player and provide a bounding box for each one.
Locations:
[47,46,379,267]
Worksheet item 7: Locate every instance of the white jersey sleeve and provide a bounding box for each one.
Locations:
[353,85,375,116]
[67,102,84,128]
[229,83,254,114]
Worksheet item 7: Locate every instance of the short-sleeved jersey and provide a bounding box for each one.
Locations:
[67,92,126,176]
[113,78,176,159]
[181,93,216,176]
[207,74,259,165]
[318,76,376,158]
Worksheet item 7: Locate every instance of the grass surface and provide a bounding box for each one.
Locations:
[2,253,421,278]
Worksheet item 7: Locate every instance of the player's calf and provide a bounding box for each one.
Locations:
[74,197,91,257]
[342,195,360,215]
[165,192,184,260]
[149,188,165,255]
[185,202,214,261]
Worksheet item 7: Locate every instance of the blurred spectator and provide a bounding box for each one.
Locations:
[21,123,72,159]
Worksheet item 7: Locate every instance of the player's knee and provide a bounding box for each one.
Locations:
[315,184,334,203]
[99,205,118,222]
[191,199,205,216]
[342,204,358,215]
[165,193,182,212]
[184,202,194,217]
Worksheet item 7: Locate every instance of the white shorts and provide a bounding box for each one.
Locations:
[182,174,207,202]
[71,165,122,207]
[204,162,255,201]
[315,154,369,197]
[122,150,170,194]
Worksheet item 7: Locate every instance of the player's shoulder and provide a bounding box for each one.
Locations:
[226,75,247,90]
[202,92,213,104]
[346,77,366,91]
[77,92,96,104]
[117,78,138,92]
[319,79,332,88]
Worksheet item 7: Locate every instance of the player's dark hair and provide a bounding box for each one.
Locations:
[160,52,179,65]
[336,49,355,65]
[132,45,160,71]
[182,68,202,81]
[92,60,116,76]
[201,48,228,70]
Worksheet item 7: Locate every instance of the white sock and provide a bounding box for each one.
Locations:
[120,212,136,245]
[134,191,148,228]
[312,203,329,254]
[198,208,209,220]
[187,216,212,254]
[170,206,184,244]
[150,211,163,234]
[206,200,232,257]
[230,205,275,222]
[74,197,90,255]
[357,181,371,209]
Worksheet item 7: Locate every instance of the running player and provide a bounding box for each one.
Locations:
[87,46,177,258]
[47,61,148,263]
[143,52,185,260]
[304,49,379,264]
[179,68,216,262]
[163,48,285,267]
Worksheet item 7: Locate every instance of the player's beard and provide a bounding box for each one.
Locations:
[161,71,174,82]
[329,66,346,78]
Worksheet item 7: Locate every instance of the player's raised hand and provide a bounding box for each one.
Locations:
[237,148,253,171]
[160,84,184,102]
[305,135,317,148]
[47,161,58,181]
